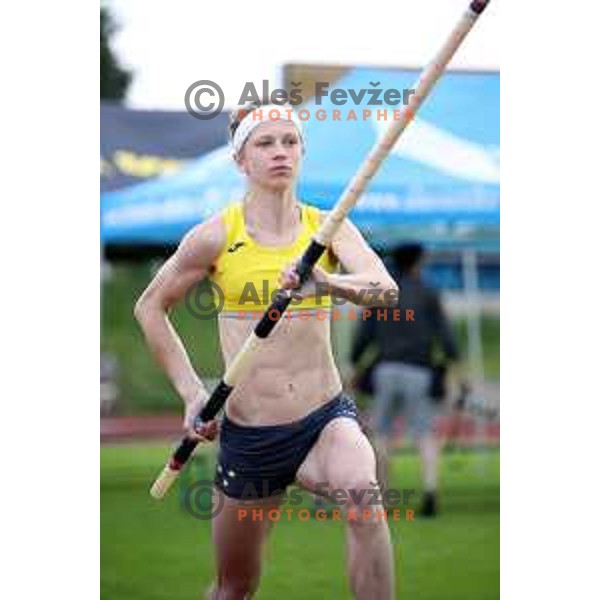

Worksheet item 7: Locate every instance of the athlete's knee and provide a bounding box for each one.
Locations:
[337,477,384,525]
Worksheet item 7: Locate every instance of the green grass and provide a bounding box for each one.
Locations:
[101,264,500,414]
[101,264,223,414]
[101,444,499,599]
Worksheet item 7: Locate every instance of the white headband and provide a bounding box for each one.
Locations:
[231,105,304,157]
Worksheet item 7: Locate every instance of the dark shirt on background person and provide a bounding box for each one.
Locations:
[351,273,460,369]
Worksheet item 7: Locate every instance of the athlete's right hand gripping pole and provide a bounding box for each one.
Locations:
[150,0,491,500]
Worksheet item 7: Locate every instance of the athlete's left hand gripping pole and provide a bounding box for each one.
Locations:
[150,0,491,500]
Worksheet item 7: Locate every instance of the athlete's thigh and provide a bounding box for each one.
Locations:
[296,417,377,495]
[212,492,281,581]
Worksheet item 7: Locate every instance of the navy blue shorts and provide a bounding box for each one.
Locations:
[214,394,358,499]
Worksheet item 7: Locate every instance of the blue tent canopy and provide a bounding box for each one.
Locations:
[101,68,499,249]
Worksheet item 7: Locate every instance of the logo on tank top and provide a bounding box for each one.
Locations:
[227,241,246,254]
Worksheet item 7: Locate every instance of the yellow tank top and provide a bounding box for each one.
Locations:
[210,201,338,313]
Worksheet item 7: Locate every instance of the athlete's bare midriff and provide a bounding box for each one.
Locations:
[218,313,343,426]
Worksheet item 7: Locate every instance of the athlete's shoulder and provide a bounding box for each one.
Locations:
[191,210,226,238]
[173,212,225,269]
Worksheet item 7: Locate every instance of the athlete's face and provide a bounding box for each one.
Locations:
[236,121,303,192]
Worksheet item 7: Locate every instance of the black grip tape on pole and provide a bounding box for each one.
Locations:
[469,0,488,14]
[254,239,327,338]
[254,292,292,338]
[170,381,233,469]
[171,437,198,468]
[296,240,327,284]
[200,380,234,421]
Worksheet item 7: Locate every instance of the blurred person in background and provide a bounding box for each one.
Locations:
[350,242,468,517]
